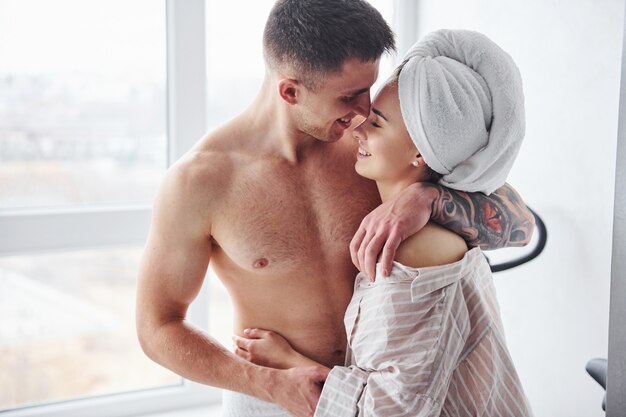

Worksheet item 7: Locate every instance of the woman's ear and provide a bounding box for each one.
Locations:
[278,78,300,105]
[411,154,425,167]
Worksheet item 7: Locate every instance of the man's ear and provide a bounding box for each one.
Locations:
[278,78,300,105]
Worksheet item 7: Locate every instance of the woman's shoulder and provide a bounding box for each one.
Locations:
[394,222,468,268]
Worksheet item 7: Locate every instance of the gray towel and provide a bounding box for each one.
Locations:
[398,29,525,195]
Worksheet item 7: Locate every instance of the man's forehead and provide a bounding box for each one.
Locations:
[341,87,370,96]
[326,59,380,94]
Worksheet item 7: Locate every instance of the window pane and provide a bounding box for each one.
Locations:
[0,246,180,411]
[0,0,167,210]
[367,0,397,94]
[205,0,275,128]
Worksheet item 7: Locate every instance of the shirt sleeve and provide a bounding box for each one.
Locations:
[315,365,441,417]
[314,366,367,417]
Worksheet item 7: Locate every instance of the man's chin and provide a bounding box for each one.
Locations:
[315,131,342,143]
[305,124,345,143]
[327,126,351,142]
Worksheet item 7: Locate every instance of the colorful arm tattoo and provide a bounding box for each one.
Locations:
[426,182,535,249]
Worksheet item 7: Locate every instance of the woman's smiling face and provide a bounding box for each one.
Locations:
[353,79,422,184]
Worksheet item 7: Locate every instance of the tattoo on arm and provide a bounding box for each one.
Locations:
[426,182,535,249]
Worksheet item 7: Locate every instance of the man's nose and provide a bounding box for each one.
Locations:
[353,92,371,118]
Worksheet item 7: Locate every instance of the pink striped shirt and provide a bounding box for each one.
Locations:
[315,247,532,417]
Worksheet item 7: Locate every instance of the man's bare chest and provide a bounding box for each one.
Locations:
[211,156,379,272]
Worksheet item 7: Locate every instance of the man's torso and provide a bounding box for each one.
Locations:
[192,128,380,367]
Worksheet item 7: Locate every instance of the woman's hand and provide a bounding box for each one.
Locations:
[233,328,318,369]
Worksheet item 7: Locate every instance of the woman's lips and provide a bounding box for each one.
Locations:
[357,146,371,159]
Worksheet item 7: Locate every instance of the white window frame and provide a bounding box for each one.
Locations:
[393,0,420,61]
[0,1,217,416]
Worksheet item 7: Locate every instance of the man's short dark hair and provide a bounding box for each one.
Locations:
[263,0,395,89]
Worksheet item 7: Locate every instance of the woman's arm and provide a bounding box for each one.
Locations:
[233,328,329,371]
[234,330,371,417]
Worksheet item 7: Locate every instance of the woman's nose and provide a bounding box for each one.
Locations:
[352,121,367,141]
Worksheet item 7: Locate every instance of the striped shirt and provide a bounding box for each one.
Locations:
[315,247,532,417]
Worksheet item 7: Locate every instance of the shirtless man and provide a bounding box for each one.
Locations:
[136,1,535,417]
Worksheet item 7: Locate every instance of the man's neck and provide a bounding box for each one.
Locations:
[239,81,320,164]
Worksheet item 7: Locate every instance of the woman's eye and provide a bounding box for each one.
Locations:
[371,121,381,128]
[342,96,355,103]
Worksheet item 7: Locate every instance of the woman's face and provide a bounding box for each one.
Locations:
[353,79,421,183]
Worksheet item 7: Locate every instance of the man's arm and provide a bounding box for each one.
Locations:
[427,182,535,249]
[136,156,327,417]
[350,182,535,280]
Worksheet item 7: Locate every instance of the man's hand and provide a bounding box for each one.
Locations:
[270,366,330,417]
[350,183,436,281]
[350,181,535,281]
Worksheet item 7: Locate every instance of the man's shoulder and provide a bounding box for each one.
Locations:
[165,145,234,199]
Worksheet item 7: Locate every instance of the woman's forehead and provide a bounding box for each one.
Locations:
[373,80,398,106]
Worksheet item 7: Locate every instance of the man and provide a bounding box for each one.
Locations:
[136,1,535,416]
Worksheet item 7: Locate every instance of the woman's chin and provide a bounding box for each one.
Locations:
[354,164,377,181]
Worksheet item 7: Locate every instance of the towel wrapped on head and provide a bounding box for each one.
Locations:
[398,29,525,195]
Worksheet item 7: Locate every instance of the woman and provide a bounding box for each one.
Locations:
[233,29,533,417]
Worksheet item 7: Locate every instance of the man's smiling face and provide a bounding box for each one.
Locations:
[292,58,380,142]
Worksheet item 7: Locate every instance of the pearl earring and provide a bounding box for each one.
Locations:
[412,161,419,167]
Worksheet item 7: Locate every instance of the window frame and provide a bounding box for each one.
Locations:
[393,0,420,60]
[0,1,217,416]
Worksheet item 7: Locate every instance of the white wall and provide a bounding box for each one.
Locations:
[408,1,624,416]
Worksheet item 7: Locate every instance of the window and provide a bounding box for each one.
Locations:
[0,1,214,416]
[0,247,179,408]
[0,0,167,210]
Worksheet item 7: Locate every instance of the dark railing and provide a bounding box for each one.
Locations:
[586,358,608,411]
